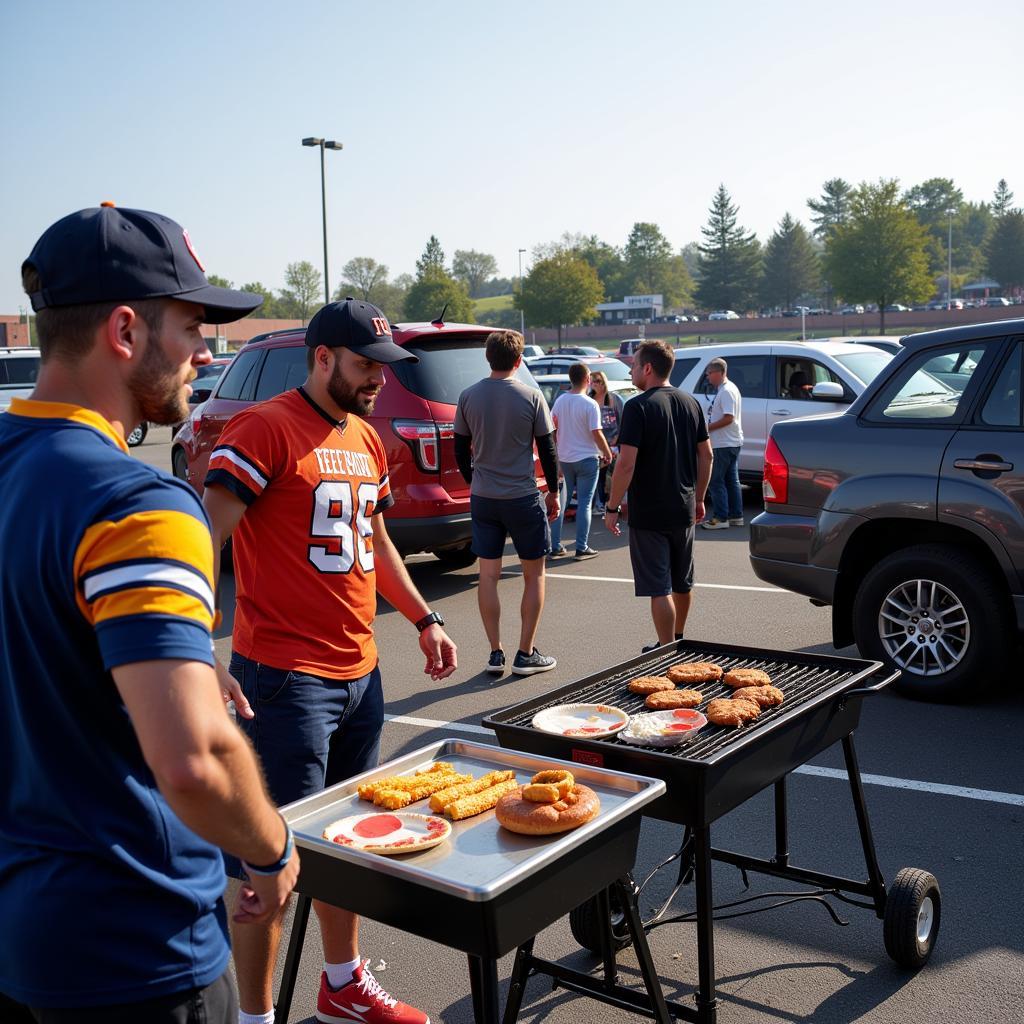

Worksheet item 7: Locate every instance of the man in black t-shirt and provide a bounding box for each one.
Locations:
[604,340,713,649]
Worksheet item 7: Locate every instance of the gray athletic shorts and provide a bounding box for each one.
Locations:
[628,525,695,597]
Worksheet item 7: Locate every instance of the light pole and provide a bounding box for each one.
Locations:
[518,248,526,337]
[302,137,344,305]
[946,208,955,311]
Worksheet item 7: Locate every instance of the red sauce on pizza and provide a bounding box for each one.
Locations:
[353,814,403,838]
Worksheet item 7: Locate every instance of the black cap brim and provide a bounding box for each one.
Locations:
[332,340,419,364]
[175,283,264,324]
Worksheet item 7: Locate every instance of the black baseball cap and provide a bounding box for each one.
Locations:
[23,203,262,324]
[305,298,417,363]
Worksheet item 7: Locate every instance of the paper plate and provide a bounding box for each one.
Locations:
[323,812,451,855]
[620,709,708,747]
[531,703,629,739]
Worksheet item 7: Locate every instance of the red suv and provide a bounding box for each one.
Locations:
[172,321,541,566]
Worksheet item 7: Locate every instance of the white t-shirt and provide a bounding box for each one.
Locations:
[707,378,744,448]
[551,391,602,463]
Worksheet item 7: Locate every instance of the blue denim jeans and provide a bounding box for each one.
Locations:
[708,445,743,520]
[551,456,600,552]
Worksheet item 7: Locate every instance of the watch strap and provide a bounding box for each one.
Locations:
[243,819,294,876]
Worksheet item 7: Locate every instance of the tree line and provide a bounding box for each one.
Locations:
[217,176,1023,333]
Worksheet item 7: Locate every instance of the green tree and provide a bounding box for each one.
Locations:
[402,270,474,323]
[621,222,694,307]
[515,254,604,344]
[824,179,933,331]
[278,260,323,324]
[807,179,853,239]
[415,236,446,277]
[695,185,762,312]
[567,234,628,301]
[992,179,1015,218]
[337,257,388,300]
[760,214,819,310]
[239,281,276,318]
[206,273,234,288]
[904,177,964,274]
[953,203,994,280]
[452,250,499,298]
[986,210,1024,290]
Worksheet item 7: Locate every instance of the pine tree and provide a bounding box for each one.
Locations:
[695,185,762,312]
[415,236,446,278]
[992,179,1016,218]
[986,211,1024,290]
[760,214,820,310]
[807,179,853,239]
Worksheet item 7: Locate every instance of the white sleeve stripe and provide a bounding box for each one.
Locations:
[82,563,215,613]
[210,448,268,489]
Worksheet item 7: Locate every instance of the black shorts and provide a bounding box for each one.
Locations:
[628,525,695,597]
[471,492,550,560]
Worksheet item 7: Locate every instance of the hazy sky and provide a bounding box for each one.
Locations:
[1,0,1020,314]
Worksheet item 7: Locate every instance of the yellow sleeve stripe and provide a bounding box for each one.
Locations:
[87,587,213,631]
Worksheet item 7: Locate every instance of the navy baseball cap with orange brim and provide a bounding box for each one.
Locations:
[24,203,262,324]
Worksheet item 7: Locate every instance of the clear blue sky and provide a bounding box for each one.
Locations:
[1,0,1020,314]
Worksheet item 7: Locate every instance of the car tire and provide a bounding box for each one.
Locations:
[433,543,477,569]
[126,422,148,447]
[171,448,188,482]
[852,543,1010,701]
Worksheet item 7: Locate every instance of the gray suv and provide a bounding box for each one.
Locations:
[750,319,1024,700]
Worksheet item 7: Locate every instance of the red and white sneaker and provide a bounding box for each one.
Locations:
[316,961,430,1024]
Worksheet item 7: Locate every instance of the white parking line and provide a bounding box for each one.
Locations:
[383,714,1024,807]
[501,570,785,593]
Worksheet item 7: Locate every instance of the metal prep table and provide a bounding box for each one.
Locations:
[275,738,666,1024]
[484,640,942,1024]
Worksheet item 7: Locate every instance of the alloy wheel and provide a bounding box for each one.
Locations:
[877,578,970,676]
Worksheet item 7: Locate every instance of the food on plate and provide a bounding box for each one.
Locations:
[357,761,457,802]
[706,697,760,726]
[723,668,773,689]
[496,783,601,835]
[428,770,515,812]
[627,675,676,695]
[621,709,707,745]
[531,703,628,739]
[645,688,703,710]
[323,811,451,855]
[667,662,723,685]
[443,778,520,820]
[731,684,784,707]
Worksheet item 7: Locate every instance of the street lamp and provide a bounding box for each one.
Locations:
[518,248,527,337]
[946,208,956,311]
[302,137,344,305]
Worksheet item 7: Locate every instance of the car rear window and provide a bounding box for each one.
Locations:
[694,355,770,398]
[388,337,534,405]
[868,343,991,421]
[215,348,262,401]
[0,355,41,387]
[980,344,1022,427]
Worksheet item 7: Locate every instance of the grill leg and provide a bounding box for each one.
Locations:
[842,734,888,917]
[596,886,620,987]
[467,954,501,1024]
[275,893,311,1024]
[694,825,718,1023]
[615,876,672,1024]
[773,777,789,868]
[503,939,535,1024]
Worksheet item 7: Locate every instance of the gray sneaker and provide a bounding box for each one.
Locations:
[486,650,505,675]
[511,648,557,675]
[728,517,745,527]
[574,547,598,560]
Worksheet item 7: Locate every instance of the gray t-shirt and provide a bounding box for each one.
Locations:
[454,376,554,498]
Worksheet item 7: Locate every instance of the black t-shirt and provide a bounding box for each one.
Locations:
[617,386,708,530]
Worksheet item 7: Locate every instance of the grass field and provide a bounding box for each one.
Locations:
[473,294,514,314]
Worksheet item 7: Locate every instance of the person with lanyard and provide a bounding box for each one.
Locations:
[203,298,457,1024]
[700,356,745,529]
[0,204,298,1024]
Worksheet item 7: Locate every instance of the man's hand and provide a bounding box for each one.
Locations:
[233,846,301,925]
[215,659,253,720]
[695,499,706,524]
[604,509,621,537]
[544,491,560,521]
[419,623,457,680]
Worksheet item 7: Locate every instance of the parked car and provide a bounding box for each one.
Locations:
[817,336,904,357]
[531,373,640,411]
[708,310,740,321]
[985,296,1011,307]
[526,355,631,381]
[750,319,1024,700]
[616,339,645,367]
[672,340,896,483]
[0,347,41,413]
[544,346,602,357]
[839,305,865,315]
[522,344,545,360]
[883,304,911,313]
[172,321,543,566]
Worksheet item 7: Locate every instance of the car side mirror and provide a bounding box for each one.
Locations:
[190,386,214,405]
[810,381,847,402]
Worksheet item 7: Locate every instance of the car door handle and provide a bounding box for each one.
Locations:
[953,458,1013,473]
[769,409,792,416]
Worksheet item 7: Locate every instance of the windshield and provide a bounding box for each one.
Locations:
[585,359,630,380]
[833,350,893,385]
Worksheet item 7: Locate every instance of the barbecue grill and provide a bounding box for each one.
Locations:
[272,739,667,1024]
[484,639,942,1024]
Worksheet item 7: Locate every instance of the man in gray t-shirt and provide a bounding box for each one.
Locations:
[454,330,561,677]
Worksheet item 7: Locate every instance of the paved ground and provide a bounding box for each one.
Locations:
[136,428,1024,1024]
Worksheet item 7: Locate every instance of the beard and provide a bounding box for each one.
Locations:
[327,358,380,416]
[129,335,190,426]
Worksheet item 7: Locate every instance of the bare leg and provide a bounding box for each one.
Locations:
[673,591,692,636]
[229,879,289,1015]
[316,901,359,962]
[477,557,503,651]
[650,595,676,644]
[518,556,546,653]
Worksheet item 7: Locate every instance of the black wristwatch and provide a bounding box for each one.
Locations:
[606,505,620,514]
[415,610,445,632]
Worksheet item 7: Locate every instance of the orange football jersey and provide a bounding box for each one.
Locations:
[205,387,393,679]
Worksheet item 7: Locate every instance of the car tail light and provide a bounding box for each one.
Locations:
[763,436,789,504]
[393,420,453,473]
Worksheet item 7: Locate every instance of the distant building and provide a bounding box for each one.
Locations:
[961,278,1001,298]
[594,294,663,325]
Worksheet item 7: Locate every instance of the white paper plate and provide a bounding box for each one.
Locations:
[323,811,451,855]
[531,702,629,739]
[620,709,708,747]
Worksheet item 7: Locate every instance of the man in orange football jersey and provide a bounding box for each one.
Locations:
[203,299,457,1024]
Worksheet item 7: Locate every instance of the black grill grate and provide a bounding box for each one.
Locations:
[491,644,872,765]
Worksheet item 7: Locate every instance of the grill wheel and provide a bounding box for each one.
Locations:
[883,868,941,968]
[569,874,639,953]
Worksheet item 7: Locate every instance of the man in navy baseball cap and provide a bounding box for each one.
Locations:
[305,297,417,363]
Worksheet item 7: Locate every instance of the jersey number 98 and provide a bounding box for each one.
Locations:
[308,481,377,573]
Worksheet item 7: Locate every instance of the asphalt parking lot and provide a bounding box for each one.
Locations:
[136,428,1024,1024]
